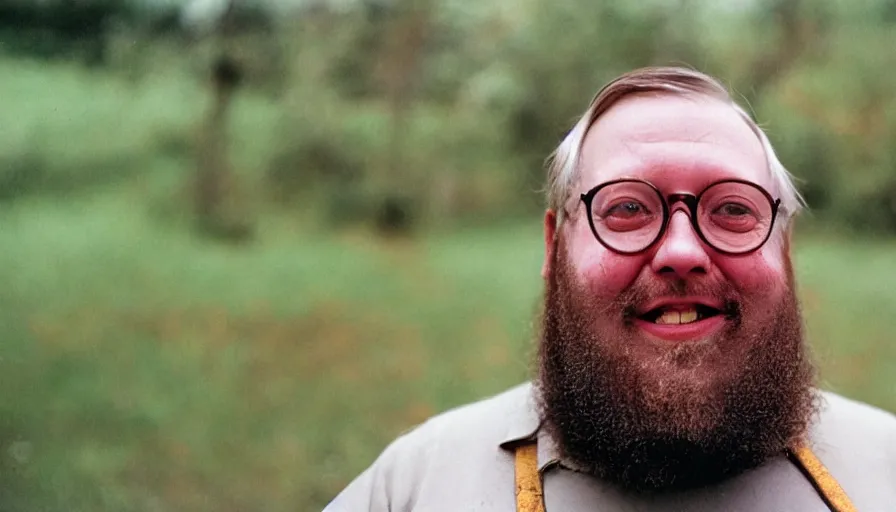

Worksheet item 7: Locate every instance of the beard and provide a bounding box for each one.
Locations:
[535,240,818,494]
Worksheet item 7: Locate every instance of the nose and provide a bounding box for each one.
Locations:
[650,210,711,278]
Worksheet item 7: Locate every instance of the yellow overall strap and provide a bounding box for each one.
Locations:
[514,441,857,512]
[789,446,858,512]
[514,442,545,512]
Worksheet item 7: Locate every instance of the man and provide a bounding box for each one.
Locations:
[324,67,896,511]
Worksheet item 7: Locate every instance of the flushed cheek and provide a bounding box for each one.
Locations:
[715,254,786,299]
[576,253,645,298]
[560,222,645,297]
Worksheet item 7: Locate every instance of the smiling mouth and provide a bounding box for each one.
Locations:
[639,304,722,325]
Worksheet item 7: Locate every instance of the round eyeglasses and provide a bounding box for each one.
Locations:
[579,179,782,255]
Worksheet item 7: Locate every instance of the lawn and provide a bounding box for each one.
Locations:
[2,191,895,512]
[0,191,544,511]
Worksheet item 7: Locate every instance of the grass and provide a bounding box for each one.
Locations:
[2,190,896,511]
[1,190,545,511]
[793,236,896,402]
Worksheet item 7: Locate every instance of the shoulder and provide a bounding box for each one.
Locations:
[376,381,538,476]
[400,381,538,447]
[813,390,896,445]
[325,382,537,511]
[807,390,896,508]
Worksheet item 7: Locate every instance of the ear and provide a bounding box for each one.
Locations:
[541,210,558,280]
[783,222,794,250]
[777,217,795,255]
[779,220,796,284]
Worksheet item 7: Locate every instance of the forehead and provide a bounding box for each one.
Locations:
[577,93,770,192]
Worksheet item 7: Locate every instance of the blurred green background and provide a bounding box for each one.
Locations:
[2,0,896,510]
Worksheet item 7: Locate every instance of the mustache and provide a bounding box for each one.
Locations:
[615,277,742,321]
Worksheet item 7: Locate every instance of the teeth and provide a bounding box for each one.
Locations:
[680,310,698,324]
[656,309,698,325]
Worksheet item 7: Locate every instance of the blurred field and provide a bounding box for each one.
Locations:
[3,187,896,511]
[0,191,539,511]
[3,5,896,509]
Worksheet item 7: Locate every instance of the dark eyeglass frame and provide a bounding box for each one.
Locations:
[579,178,782,256]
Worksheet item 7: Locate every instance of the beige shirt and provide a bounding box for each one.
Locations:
[324,383,896,511]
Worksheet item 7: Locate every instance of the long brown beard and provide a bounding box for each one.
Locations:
[536,240,817,493]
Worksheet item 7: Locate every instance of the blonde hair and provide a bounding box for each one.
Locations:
[545,67,803,228]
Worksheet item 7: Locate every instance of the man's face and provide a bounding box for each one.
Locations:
[543,94,793,384]
[537,93,815,492]
[546,94,787,337]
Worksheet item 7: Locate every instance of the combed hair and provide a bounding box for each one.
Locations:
[545,67,804,228]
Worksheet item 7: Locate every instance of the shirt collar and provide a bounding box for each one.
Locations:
[497,382,565,473]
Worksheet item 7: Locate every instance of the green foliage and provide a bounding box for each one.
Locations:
[270,0,896,233]
[5,0,896,233]
[753,18,896,232]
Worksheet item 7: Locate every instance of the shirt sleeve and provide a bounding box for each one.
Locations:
[322,465,386,512]
[321,427,429,512]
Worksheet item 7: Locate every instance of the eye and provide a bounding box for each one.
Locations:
[710,202,759,232]
[715,203,753,217]
[589,181,662,234]
[596,199,656,232]
[605,200,649,218]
